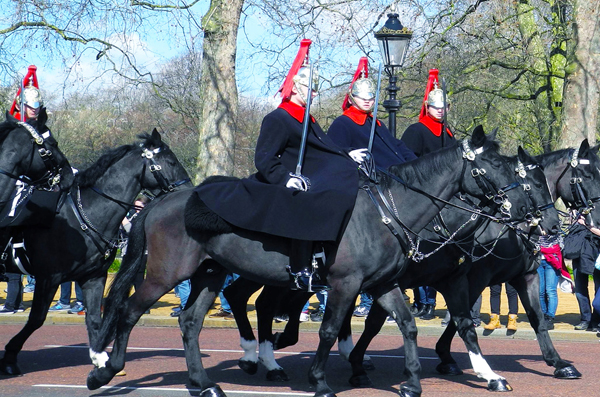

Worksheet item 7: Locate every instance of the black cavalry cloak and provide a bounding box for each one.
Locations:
[195,103,359,242]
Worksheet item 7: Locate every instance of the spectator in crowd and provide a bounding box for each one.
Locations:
[353,292,372,317]
[0,272,24,314]
[171,279,191,317]
[538,233,573,330]
[310,290,327,322]
[23,275,35,293]
[208,273,238,319]
[49,281,85,314]
[483,283,519,331]
[441,295,482,328]
[569,216,600,331]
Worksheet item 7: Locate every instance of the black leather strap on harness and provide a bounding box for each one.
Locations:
[362,184,411,255]
[67,189,119,259]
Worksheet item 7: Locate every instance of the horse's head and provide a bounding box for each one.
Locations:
[507,147,561,235]
[459,125,534,224]
[137,128,191,196]
[542,139,600,227]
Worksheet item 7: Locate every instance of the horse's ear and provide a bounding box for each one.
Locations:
[488,127,498,141]
[518,146,534,165]
[471,125,486,147]
[578,139,590,157]
[151,128,161,143]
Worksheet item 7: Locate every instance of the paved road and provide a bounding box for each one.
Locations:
[0,323,598,397]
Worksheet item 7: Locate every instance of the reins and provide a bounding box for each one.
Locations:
[363,141,552,263]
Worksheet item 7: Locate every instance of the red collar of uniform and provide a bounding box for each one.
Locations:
[343,106,381,126]
[279,100,315,123]
[420,114,453,137]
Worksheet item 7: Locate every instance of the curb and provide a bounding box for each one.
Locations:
[2,312,598,343]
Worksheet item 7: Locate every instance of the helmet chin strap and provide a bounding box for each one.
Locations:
[294,82,308,106]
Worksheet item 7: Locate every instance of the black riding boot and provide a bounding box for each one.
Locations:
[288,240,328,292]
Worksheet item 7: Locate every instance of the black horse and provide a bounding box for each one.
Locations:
[0,129,191,376]
[88,127,539,397]
[215,147,562,385]
[345,140,600,391]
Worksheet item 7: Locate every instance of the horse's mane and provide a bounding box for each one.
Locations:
[536,148,572,169]
[0,121,13,146]
[75,145,134,188]
[75,133,167,188]
[384,142,463,188]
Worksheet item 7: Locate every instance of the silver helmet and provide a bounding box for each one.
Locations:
[293,66,319,91]
[426,83,446,109]
[350,78,376,101]
[16,85,43,109]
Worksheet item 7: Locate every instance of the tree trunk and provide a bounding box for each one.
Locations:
[516,0,556,152]
[195,0,245,182]
[560,1,600,148]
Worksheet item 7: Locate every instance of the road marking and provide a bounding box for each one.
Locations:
[34,384,313,395]
[45,344,438,359]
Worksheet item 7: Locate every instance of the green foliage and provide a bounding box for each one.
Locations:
[109,257,121,273]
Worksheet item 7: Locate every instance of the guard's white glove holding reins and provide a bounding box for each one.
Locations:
[286,176,307,191]
[349,148,369,164]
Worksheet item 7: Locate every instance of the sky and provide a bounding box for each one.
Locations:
[1,1,417,107]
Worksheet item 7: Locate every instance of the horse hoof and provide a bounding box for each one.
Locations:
[554,366,582,379]
[315,393,337,397]
[362,359,375,371]
[200,385,226,397]
[238,359,258,375]
[399,386,421,397]
[436,362,463,376]
[0,359,22,376]
[266,368,289,382]
[487,378,513,392]
[348,373,373,388]
[87,367,115,390]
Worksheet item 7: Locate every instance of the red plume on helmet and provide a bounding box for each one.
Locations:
[10,65,40,119]
[278,39,312,102]
[342,57,369,111]
[418,68,439,121]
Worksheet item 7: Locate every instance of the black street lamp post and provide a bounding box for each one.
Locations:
[375,12,413,138]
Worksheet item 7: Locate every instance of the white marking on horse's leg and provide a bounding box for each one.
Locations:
[337,335,354,361]
[89,349,109,368]
[338,335,372,363]
[239,338,258,364]
[469,351,505,381]
[258,341,282,371]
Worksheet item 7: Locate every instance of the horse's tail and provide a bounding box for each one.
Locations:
[93,196,158,352]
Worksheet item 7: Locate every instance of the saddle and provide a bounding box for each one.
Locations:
[0,185,62,228]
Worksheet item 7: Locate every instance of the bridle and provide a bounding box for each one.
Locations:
[508,160,555,228]
[458,140,520,220]
[363,140,528,262]
[67,144,190,258]
[556,148,600,217]
[139,146,190,195]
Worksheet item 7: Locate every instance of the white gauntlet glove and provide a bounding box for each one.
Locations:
[286,176,305,190]
[349,148,369,164]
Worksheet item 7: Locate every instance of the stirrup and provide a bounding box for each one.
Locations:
[287,267,329,293]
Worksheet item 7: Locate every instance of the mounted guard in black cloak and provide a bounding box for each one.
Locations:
[195,39,360,292]
[0,65,73,278]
